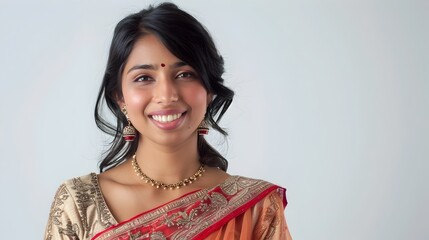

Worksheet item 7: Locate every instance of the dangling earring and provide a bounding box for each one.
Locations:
[197,120,209,135]
[122,106,136,142]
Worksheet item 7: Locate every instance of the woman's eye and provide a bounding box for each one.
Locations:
[176,72,195,79]
[134,75,152,82]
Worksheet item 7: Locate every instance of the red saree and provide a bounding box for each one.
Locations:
[92,176,291,240]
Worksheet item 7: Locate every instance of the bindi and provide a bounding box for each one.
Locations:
[161,63,165,67]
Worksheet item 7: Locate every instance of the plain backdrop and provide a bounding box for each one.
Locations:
[0,0,428,239]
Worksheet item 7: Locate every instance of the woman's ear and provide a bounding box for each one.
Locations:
[207,93,214,106]
[115,94,125,109]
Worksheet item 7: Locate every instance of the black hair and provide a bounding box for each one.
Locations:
[95,3,234,172]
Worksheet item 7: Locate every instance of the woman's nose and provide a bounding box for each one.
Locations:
[153,77,179,104]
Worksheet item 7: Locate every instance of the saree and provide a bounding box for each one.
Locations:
[45,173,292,240]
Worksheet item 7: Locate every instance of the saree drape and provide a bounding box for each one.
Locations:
[45,173,292,240]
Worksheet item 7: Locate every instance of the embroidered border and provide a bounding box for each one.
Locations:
[92,176,279,240]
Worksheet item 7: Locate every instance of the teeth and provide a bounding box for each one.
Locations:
[152,113,182,123]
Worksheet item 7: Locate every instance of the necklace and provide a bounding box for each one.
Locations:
[131,154,205,190]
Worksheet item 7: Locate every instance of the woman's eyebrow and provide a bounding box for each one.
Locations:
[126,61,188,74]
[127,64,155,74]
[171,61,187,68]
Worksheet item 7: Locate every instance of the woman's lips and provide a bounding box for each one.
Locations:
[149,110,187,130]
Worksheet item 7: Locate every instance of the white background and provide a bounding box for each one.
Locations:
[0,0,428,239]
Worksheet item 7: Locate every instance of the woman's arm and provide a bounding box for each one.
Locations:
[253,189,293,240]
[44,184,83,240]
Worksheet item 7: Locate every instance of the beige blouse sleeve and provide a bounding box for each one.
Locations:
[45,174,116,240]
[44,183,85,240]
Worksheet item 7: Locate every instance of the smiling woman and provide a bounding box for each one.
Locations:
[44,3,292,240]
[119,35,209,146]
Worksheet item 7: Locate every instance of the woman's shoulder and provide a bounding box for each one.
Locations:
[45,173,116,239]
[221,175,287,207]
[61,172,98,189]
[52,172,110,218]
[222,176,291,239]
[53,173,114,222]
[55,173,102,202]
[60,172,113,219]
[224,174,285,190]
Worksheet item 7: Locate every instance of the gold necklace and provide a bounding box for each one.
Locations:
[131,154,205,190]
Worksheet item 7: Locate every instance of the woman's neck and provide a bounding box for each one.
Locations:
[133,136,201,184]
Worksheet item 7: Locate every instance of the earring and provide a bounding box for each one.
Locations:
[122,106,136,142]
[197,120,209,135]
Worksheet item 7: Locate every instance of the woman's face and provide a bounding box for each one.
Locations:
[120,34,210,146]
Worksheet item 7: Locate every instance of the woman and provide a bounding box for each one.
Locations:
[45,3,292,240]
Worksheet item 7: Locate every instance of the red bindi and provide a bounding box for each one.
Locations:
[161,63,165,67]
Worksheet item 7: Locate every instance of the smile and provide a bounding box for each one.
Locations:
[151,113,183,123]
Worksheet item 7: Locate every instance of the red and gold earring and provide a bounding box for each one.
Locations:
[197,120,209,135]
[122,106,136,142]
